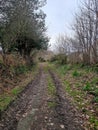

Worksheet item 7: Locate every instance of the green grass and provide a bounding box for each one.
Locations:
[11,87,23,96]
[91,77,98,84]
[0,87,23,111]
[0,95,12,111]
[49,63,98,129]
[55,64,71,76]
[80,65,98,74]
[93,97,98,103]
[83,81,98,100]
[83,82,92,91]
[72,70,82,77]
[47,76,56,96]
[48,101,57,108]
[89,116,98,130]
[64,80,85,109]
[92,89,98,96]
[10,64,35,75]
[0,65,38,112]
[47,74,57,108]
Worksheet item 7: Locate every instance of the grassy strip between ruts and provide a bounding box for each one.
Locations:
[0,66,38,112]
[47,73,57,108]
[48,63,98,130]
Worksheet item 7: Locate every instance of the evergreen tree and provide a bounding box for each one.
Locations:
[0,0,49,59]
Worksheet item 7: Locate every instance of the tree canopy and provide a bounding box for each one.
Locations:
[0,0,49,57]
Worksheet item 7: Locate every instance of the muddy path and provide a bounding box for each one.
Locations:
[49,71,84,130]
[0,65,84,130]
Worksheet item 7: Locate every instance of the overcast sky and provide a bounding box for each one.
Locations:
[43,0,80,49]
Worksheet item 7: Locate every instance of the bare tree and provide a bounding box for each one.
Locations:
[72,0,98,64]
[55,34,71,55]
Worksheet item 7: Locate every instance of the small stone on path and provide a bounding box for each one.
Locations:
[60,124,65,129]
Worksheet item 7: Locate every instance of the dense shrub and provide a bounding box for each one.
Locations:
[39,57,46,62]
[50,55,58,62]
[15,65,27,74]
[50,54,67,65]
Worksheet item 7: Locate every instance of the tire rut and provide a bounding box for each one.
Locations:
[0,68,47,130]
[0,66,85,130]
[49,70,84,130]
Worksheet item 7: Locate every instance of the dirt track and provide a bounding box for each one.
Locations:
[0,65,84,130]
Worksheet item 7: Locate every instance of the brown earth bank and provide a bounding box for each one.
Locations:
[0,64,85,130]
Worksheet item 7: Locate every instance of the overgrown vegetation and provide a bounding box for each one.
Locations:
[0,53,38,112]
[50,54,67,65]
[0,86,23,111]
[0,0,49,112]
[0,0,49,65]
[49,62,98,129]
[0,65,38,112]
